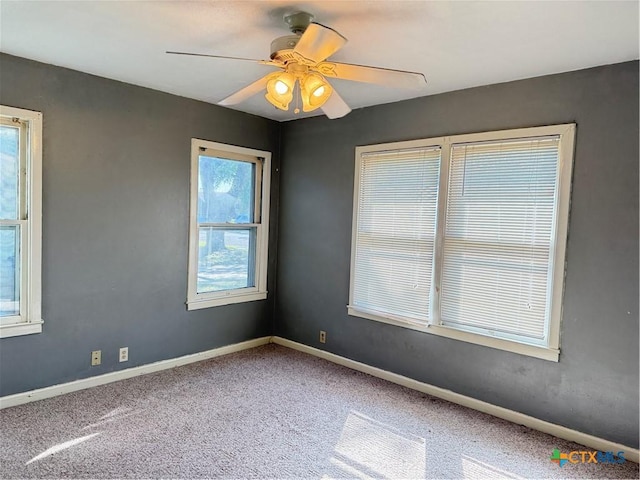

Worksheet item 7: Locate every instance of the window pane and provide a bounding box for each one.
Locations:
[0,225,20,317]
[352,148,441,323]
[197,227,256,293]
[198,156,254,224]
[0,125,20,220]
[441,138,559,341]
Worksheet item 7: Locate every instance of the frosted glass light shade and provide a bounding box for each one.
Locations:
[265,72,296,110]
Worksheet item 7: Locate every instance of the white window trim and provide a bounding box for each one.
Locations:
[0,105,43,338]
[186,139,271,310]
[348,124,576,362]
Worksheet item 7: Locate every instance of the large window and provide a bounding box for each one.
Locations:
[187,139,271,310]
[0,105,43,338]
[349,125,575,361]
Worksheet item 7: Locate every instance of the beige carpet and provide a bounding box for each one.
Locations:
[0,344,637,479]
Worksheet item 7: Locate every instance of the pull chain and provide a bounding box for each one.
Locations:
[294,80,300,114]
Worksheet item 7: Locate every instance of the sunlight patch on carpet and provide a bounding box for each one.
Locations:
[26,432,101,465]
[81,407,141,430]
[328,410,426,478]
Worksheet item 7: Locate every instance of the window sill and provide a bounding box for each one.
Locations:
[347,306,428,331]
[0,320,43,338]
[187,291,267,310]
[347,307,559,362]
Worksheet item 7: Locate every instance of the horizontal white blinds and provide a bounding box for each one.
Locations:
[352,147,441,324]
[440,137,560,341]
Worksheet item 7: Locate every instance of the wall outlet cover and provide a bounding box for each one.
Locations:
[91,350,101,366]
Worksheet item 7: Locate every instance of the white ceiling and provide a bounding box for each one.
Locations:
[1,1,638,122]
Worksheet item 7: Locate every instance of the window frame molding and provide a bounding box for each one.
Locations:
[186,139,271,310]
[348,124,576,362]
[0,105,43,338]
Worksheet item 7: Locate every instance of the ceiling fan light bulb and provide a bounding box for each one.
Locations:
[312,85,325,97]
[275,80,289,95]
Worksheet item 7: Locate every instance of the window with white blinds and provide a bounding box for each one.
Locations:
[349,125,575,361]
[350,147,441,326]
[441,137,560,345]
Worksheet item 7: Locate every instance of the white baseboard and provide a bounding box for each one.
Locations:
[272,336,639,464]
[0,336,271,409]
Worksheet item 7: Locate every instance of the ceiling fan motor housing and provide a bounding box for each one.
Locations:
[270,35,300,62]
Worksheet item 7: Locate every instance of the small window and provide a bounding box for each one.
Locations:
[0,105,43,338]
[187,139,271,310]
[349,125,575,361]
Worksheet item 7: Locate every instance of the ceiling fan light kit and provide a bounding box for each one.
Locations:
[265,63,333,112]
[167,11,427,119]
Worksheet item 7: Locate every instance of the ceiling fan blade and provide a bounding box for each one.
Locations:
[218,73,273,106]
[293,23,347,65]
[322,89,351,119]
[166,51,273,64]
[316,61,427,90]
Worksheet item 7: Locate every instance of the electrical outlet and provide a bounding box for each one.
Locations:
[119,347,129,362]
[91,350,101,366]
[319,330,326,344]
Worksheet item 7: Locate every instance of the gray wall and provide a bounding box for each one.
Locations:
[276,61,639,448]
[0,54,280,396]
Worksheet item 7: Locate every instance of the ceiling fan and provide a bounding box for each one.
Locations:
[167,11,427,119]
